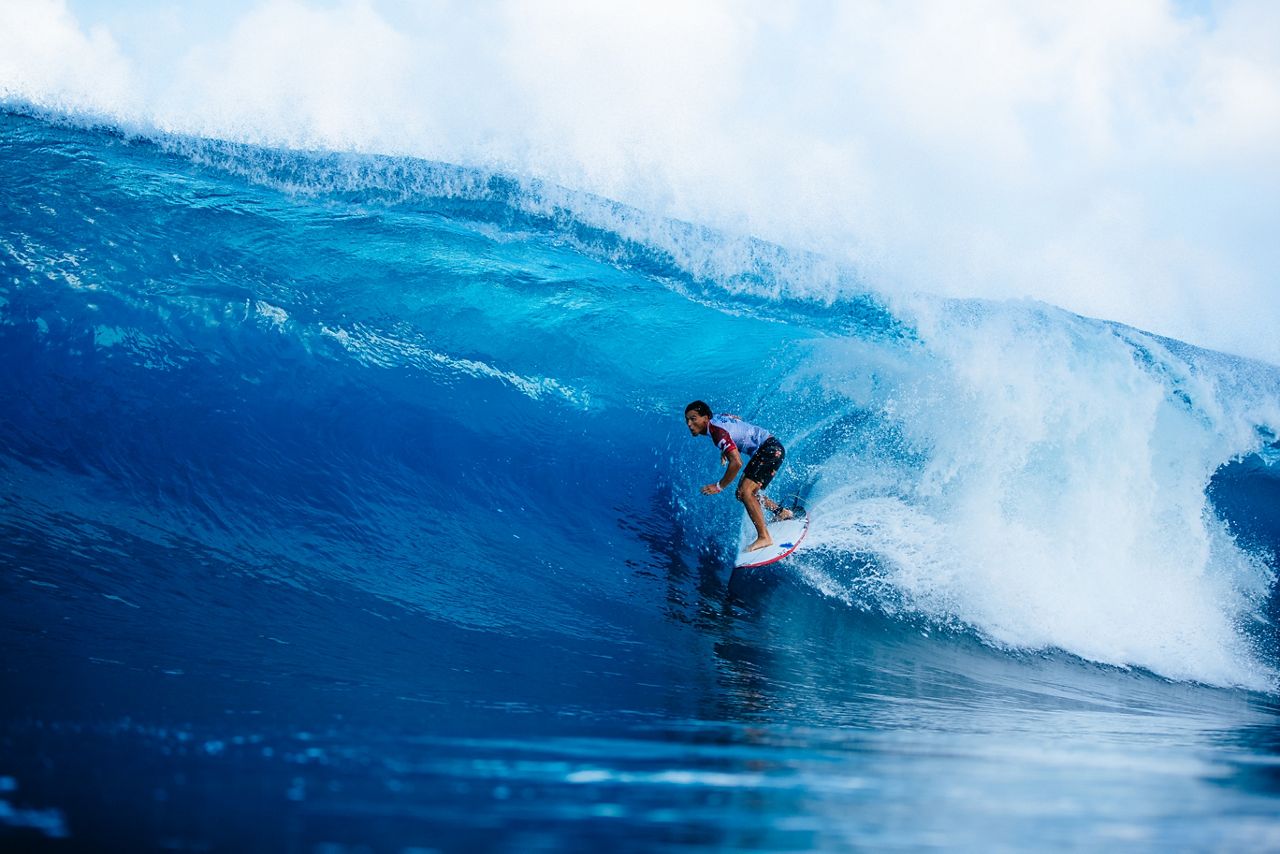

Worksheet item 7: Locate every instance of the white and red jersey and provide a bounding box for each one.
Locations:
[708,414,771,457]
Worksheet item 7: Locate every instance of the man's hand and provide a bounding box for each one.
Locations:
[704,449,741,496]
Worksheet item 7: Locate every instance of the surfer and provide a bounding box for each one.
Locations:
[684,400,793,552]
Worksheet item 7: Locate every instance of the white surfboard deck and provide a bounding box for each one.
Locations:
[734,515,810,569]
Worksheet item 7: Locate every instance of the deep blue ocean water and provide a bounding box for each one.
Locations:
[3,108,1280,851]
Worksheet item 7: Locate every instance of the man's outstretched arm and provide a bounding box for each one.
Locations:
[702,449,742,494]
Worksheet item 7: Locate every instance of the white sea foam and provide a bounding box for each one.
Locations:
[319,323,592,410]
[801,297,1280,689]
[3,1,1278,362]
[253,299,288,328]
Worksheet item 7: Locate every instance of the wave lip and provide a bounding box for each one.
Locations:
[6,1,1280,363]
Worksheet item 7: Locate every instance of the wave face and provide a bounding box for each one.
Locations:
[4,111,1280,849]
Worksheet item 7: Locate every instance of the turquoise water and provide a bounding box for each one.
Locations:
[3,109,1280,851]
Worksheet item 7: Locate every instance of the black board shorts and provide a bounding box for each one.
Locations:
[743,436,785,489]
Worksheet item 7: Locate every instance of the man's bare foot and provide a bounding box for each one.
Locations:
[746,536,773,552]
[774,508,794,521]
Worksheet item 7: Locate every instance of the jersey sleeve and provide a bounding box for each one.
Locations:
[709,424,737,454]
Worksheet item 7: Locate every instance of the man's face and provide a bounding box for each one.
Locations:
[685,410,710,436]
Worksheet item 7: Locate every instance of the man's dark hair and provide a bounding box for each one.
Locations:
[684,400,712,418]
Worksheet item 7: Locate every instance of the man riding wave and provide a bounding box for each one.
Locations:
[684,401,793,552]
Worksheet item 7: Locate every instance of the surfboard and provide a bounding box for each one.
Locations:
[733,515,810,569]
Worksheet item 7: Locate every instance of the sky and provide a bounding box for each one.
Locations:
[2,0,1278,362]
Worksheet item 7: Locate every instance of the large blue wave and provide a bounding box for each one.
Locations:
[3,106,1279,705]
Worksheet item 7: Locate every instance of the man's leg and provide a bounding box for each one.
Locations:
[737,477,772,551]
[743,438,789,523]
[759,494,793,520]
